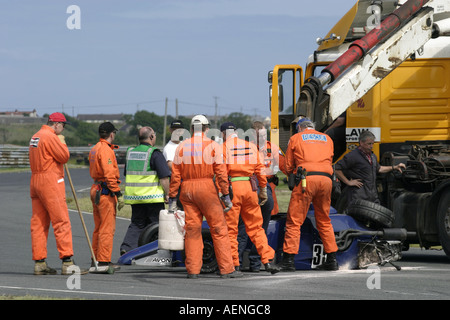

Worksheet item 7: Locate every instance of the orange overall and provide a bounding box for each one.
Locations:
[29,125,73,260]
[258,141,287,215]
[169,132,234,275]
[283,128,338,255]
[224,135,275,266]
[89,139,121,262]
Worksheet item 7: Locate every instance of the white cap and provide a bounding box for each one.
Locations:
[191,114,209,126]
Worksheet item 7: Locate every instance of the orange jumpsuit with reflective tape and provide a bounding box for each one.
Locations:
[89,138,121,262]
[169,132,234,275]
[283,128,338,255]
[29,125,73,260]
[224,135,275,266]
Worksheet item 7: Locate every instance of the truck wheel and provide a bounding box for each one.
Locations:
[200,229,218,273]
[137,222,159,246]
[437,189,450,258]
[346,199,394,229]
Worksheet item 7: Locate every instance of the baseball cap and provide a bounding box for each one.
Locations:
[170,119,184,129]
[220,122,236,132]
[99,122,118,134]
[191,114,209,126]
[48,112,68,123]
[296,117,311,128]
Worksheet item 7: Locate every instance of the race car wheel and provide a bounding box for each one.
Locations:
[201,229,218,273]
[346,199,394,229]
[137,222,159,247]
[437,189,450,258]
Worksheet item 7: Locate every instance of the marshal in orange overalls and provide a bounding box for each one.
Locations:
[223,134,275,267]
[169,132,235,276]
[89,138,121,263]
[29,125,73,261]
[283,127,338,256]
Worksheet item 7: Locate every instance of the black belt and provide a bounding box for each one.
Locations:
[306,171,332,179]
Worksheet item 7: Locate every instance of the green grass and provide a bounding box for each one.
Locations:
[0,123,42,146]
[67,176,292,219]
[66,193,132,219]
[274,180,291,213]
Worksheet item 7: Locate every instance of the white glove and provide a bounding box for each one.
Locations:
[259,187,268,206]
[168,198,177,213]
[57,134,66,145]
[221,194,233,213]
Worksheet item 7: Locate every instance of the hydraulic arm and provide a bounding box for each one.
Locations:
[297,0,434,131]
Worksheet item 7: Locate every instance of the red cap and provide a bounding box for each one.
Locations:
[48,112,67,123]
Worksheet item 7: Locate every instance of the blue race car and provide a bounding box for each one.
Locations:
[117,201,413,272]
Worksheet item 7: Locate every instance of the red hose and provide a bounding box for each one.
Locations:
[323,0,429,82]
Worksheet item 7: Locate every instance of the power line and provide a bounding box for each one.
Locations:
[0,97,268,116]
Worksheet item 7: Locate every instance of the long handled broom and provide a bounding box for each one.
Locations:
[64,164,114,274]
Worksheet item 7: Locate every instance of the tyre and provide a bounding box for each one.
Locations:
[178,228,219,273]
[334,185,350,214]
[200,229,218,273]
[437,189,450,258]
[137,222,159,247]
[346,199,394,229]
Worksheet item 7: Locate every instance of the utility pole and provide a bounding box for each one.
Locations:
[213,96,218,129]
[176,98,178,118]
[163,97,168,146]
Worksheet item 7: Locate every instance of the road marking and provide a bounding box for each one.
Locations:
[205,266,431,282]
[0,285,208,300]
[69,209,130,221]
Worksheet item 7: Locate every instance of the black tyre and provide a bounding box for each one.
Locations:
[178,228,219,273]
[334,185,350,214]
[200,229,218,273]
[437,189,450,258]
[137,222,159,247]
[346,199,394,229]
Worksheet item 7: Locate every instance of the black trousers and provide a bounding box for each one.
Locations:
[120,202,165,253]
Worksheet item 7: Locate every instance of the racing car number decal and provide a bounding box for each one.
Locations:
[311,244,327,268]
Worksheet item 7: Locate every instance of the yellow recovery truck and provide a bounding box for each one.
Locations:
[269,0,450,257]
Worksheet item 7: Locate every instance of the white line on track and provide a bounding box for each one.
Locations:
[0,285,208,300]
[69,209,130,221]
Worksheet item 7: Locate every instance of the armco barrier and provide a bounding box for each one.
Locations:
[0,146,30,168]
[0,146,131,168]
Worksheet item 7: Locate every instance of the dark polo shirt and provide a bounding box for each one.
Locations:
[335,147,380,204]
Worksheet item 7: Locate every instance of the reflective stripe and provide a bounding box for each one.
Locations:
[230,176,250,182]
[126,182,160,187]
[126,170,157,176]
[124,145,165,204]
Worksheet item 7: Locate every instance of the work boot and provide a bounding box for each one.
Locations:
[264,260,280,274]
[97,261,121,271]
[220,270,243,279]
[92,259,121,271]
[316,252,339,271]
[278,253,295,272]
[61,258,89,275]
[34,260,57,275]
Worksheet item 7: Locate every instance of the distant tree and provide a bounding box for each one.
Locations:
[220,112,253,131]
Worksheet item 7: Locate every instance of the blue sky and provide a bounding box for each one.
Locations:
[0,0,356,118]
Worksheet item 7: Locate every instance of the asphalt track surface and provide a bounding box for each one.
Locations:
[1,168,450,308]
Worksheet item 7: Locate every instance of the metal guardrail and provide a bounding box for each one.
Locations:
[0,146,132,168]
[0,146,29,168]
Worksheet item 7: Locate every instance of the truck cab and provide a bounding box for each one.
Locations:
[269,0,450,257]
